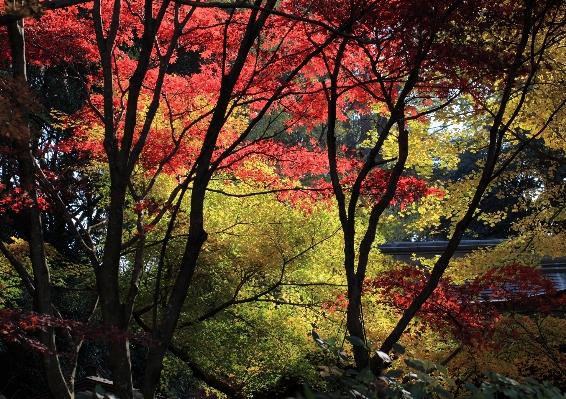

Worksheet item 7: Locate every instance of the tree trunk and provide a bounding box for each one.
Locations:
[6,9,73,398]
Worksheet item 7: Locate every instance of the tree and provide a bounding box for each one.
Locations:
[0,0,434,397]
[311,0,566,374]
[132,178,345,397]
[0,1,340,397]
[2,1,566,398]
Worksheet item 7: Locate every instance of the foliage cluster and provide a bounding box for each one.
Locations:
[303,332,566,399]
[1,0,566,398]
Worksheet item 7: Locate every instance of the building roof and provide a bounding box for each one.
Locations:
[378,240,566,290]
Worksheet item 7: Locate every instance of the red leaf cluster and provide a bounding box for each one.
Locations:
[223,141,440,213]
[0,309,148,355]
[1,0,507,220]
[0,186,50,214]
[325,263,566,346]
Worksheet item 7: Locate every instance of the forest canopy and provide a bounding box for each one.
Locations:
[1,0,566,398]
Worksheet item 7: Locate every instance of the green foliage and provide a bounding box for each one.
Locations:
[128,176,345,395]
[468,373,565,399]
[299,334,566,399]
[156,355,196,398]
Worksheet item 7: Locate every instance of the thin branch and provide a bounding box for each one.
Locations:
[0,239,35,295]
[0,0,92,26]
[206,186,329,198]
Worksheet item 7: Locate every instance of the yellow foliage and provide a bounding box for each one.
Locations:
[361,114,460,178]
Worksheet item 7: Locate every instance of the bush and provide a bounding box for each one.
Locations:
[294,332,565,399]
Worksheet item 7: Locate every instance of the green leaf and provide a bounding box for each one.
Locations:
[409,384,426,399]
[432,386,453,399]
[358,369,377,382]
[94,384,105,399]
[423,359,435,372]
[386,369,405,378]
[417,372,435,385]
[312,330,321,341]
[465,381,478,394]
[436,364,448,375]
[404,358,426,372]
[501,388,518,399]
[303,382,315,399]
[392,342,406,354]
[546,390,565,399]
[345,335,367,347]
[375,350,392,363]
[312,330,326,348]
[444,377,457,387]
[338,352,349,362]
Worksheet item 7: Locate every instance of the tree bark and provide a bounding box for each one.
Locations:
[6,9,73,398]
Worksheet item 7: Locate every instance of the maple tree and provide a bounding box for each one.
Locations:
[266,2,566,388]
[2,0,566,398]
[131,179,346,396]
[366,262,565,345]
[321,259,566,390]
[0,0,437,397]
